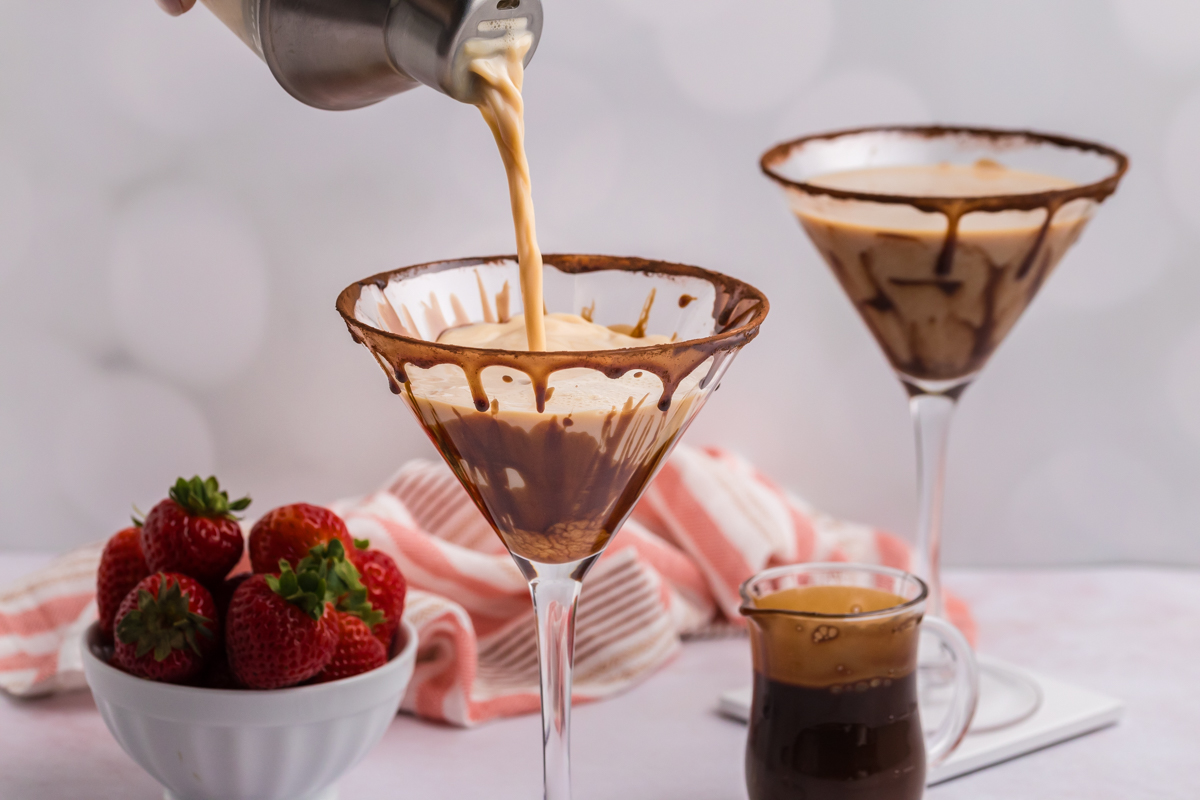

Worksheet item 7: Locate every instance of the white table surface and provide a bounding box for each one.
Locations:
[1,555,1196,800]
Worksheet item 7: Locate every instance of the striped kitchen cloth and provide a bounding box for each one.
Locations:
[0,445,974,726]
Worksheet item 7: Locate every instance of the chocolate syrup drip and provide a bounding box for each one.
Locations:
[762,126,1127,217]
[338,254,767,415]
[629,288,655,339]
[418,392,677,562]
[763,126,1127,386]
[337,254,768,564]
[933,201,964,277]
[808,213,1081,383]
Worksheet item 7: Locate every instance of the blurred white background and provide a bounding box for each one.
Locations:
[0,0,1197,565]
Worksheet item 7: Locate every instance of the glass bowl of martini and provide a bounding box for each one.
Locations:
[762,125,1127,730]
[337,252,767,799]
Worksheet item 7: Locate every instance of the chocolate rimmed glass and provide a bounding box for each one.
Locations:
[761,126,1127,620]
[338,254,767,800]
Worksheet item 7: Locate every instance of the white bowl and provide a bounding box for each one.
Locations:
[82,619,417,800]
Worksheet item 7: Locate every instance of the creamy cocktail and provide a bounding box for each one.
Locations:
[763,126,1127,628]
[792,162,1089,382]
[416,314,698,563]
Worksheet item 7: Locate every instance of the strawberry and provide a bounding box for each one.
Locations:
[141,476,249,585]
[315,610,388,683]
[97,527,150,639]
[113,573,218,683]
[248,503,354,574]
[350,543,406,648]
[224,566,339,689]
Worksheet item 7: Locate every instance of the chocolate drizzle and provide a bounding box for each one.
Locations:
[338,254,767,415]
[337,254,769,564]
[761,125,1127,386]
[762,126,1127,222]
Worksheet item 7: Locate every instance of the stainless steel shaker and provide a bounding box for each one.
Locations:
[198,0,544,110]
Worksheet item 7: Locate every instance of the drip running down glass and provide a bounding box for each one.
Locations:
[338,253,768,800]
[761,126,1127,620]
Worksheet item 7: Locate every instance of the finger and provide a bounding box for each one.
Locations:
[155,0,196,15]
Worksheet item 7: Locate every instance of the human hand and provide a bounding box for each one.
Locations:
[155,0,197,15]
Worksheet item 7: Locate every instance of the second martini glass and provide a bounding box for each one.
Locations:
[762,126,1126,618]
[763,126,1126,729]
[338,253,767,800]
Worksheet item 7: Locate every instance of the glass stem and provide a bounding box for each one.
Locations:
[909,389,958,618]
[528,568,583,800]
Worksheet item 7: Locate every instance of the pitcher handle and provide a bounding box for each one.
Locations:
[921,616,980,766]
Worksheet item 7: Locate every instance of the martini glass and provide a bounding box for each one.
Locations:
[762,126,1126,729]
[338,253,767,800]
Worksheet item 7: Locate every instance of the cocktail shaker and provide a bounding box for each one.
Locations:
[198,0,543,110]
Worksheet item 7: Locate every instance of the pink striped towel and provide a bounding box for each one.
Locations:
[0,445,974,726]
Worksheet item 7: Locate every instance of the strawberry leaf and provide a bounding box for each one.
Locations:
[338,585,385,629]
[167,475,251,521]
[266,561,327,621]
[116,577,213,663]
[294,540,384,627]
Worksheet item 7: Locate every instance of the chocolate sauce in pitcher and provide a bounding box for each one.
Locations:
[744,585,925,800]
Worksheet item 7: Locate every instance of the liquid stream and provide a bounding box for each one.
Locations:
[466,24,547,352]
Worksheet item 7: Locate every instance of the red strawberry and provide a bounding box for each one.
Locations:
[141,476,249,585]
[350,545,406,648]
[113,573,219,683]
[97,527,150,639]
[248,503,354,574]
[316,611,388,683]
[224,568,338,689]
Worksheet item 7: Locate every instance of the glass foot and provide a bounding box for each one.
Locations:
[969,660,1043,732]
[166,787,338,800]
[921,646,1043,735]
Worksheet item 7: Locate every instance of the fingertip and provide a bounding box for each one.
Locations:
[154,0,187,16]
[180,0,198,12]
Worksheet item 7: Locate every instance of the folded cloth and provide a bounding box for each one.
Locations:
[0,445,974,724]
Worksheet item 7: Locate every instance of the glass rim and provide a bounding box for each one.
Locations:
[335,252,770,360]
[738,561,929,621]
[759,124,1129,213]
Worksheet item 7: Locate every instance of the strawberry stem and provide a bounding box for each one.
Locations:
[265,561,328,621]
[115,576,213,662]
[167,476,251,521]
[267,540,384,628]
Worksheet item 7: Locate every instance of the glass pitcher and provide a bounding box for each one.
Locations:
[740,563,978,800]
